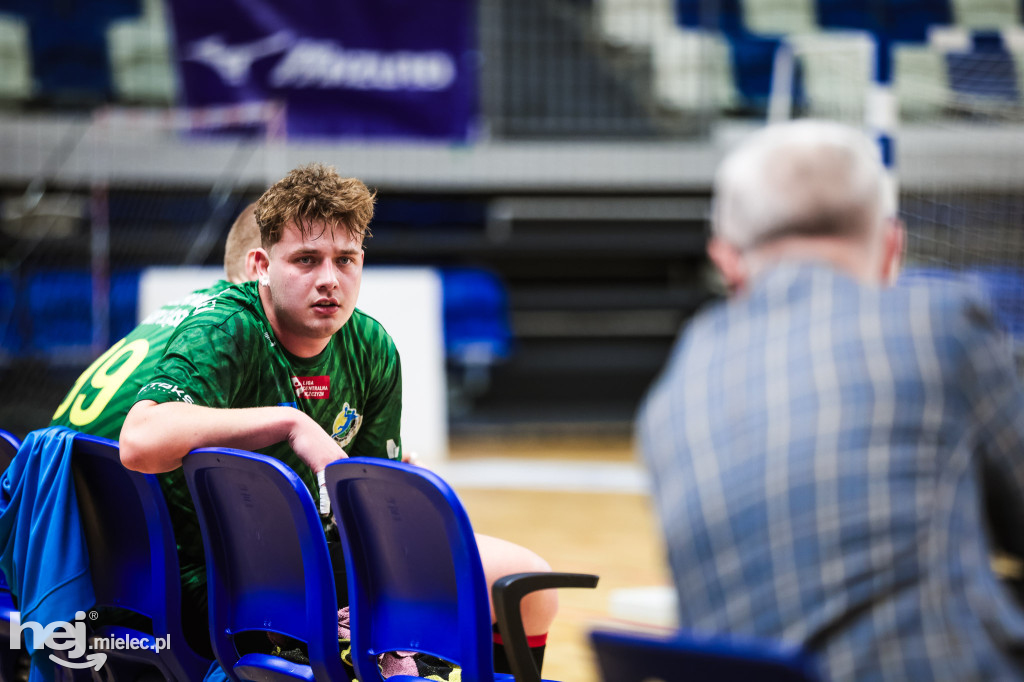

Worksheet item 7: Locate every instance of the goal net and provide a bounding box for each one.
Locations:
[769,26,1024,374]
[0,101,283,435]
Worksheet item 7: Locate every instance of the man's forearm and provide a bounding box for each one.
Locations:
[119,400,303,473]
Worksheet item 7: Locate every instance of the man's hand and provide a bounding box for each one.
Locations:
[287,411,347,516]
[287,411,348,474]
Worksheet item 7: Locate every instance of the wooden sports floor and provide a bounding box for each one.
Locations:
[443,433,674,682]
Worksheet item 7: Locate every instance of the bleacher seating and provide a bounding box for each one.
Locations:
[742,0,817,35]
[0,12,32,102]
[0,0,1019,119]
[893,42,949,119]
[893,25,1024,121]
[19,0,142,103]
[640,0,1024,118]
[652,24,739,112]
[106,0,176,104]
[950,0,1021,29]
[598,0,678,50]
[787,30,873,118]
[946,31,1020,104]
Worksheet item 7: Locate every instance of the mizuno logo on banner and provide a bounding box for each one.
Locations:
[185,33,456,92]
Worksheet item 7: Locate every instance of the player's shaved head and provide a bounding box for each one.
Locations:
[224,202,261,283]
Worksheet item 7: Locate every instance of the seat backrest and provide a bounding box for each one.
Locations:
[324,457,494,682]
[590,629,820,682]
[0,428,19,596]
[0,428,19,592]
[71,432,210,679]
[0,429,19,470]
[182,447,345,681]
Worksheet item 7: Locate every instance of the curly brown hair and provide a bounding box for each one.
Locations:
[254,163,375,249]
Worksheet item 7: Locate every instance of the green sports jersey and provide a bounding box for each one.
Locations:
[135,281,402,600]
[51,281,234,439]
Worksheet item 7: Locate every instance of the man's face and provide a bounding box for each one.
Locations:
[258,220,363,356]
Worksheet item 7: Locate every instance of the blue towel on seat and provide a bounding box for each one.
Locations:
[0,426,94,682]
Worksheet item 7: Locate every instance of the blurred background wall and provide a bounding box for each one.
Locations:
[1,0,1023,445]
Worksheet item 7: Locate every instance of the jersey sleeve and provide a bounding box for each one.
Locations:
[136,321,247,408]
[347,335,403,461]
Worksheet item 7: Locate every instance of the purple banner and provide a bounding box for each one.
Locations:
[166,0,476,140]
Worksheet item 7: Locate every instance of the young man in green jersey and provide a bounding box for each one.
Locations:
[119,163,558,673]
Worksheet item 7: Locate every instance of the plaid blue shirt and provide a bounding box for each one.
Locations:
[639,262,1024,681]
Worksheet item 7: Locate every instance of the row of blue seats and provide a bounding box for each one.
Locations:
[0,428,598,681]
[714,30,1021,115]
[0,270,140,358]
[708,28,1019,110]
[675,0,1011,42]
[0,429,821,682]
[0,267,512,365]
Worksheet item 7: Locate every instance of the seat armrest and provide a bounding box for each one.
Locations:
[492,572,599,682]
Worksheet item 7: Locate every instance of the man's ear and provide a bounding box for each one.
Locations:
[244,249,260,283]
[880,218,905,286]
[707,237,748,295]
[253,248,271,285]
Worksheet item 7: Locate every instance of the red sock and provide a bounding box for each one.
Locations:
[492,628,548,674]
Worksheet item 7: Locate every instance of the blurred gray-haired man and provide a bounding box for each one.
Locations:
[639,119,1024,680]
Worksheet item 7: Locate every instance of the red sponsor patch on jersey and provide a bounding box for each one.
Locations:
[291,375,330,399]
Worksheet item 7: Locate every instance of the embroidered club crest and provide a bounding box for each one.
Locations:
[332,403,363,447]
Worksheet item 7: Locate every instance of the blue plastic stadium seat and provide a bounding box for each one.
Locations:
[71,433,213,680]
[590,628,821,682]
[441,267,513,366]
[946,33,1020,104]
[182,448,347,682]
[325,457,598,682]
